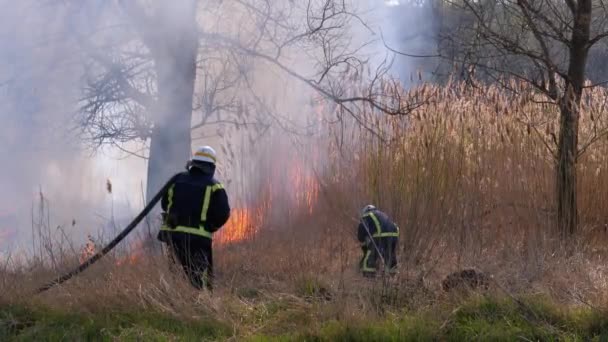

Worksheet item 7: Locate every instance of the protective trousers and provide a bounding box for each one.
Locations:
[360,236,398,277]
[166,233,213,291]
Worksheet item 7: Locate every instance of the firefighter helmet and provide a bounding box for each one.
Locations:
[192,146,217,165]
[360,204,376,217]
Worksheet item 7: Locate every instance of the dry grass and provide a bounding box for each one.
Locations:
[321,78,608,307]
[2,79,608,339]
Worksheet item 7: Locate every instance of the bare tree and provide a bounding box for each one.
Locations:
[69,0,425,201]
[70,0,199,201]
[426,0,608,237]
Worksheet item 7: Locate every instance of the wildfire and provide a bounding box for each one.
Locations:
[115,239,145,266]
[217,207,261,244]
[288,164,320,215]
[79,235,97,263]
[75,149,322,251]
[216,158,320,244]
[78,235,145,266]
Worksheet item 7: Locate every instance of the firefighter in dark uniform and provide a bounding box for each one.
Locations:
[158,146,230,290]
[357,205,399,277]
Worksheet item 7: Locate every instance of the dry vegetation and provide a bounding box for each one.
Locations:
[2,79,608,340]
[326,78,608,298]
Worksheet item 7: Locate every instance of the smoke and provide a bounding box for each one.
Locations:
[0,0,437,259]
[361,0,438,84]
[0,1,148,254]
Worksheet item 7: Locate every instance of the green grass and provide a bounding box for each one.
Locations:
[3,295,608,341]
[443,295,608,341]
[0,304,229,341]
[250,296,608,342]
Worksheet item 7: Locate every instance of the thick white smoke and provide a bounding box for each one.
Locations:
[0,0,436,259]
[0,2,147,255]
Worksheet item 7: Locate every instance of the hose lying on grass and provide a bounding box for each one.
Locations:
[36,173,180,294]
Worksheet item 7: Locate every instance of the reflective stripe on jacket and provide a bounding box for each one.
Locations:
[357,209,399,242]
[159,168,230,240]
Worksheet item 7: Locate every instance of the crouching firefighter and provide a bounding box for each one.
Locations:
[357,205,399,277]
[158,146,230,291]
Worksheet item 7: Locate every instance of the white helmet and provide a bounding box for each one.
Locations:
[192,145,217,165]
[360,204,376,217]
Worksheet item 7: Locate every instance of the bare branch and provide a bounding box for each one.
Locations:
[200,32,425,117]
[382,31,441,58]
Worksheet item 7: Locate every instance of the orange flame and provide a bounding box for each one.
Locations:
[80,235,144,266]
[115,253,140,266]
[288,163,320,215]
[79,235,96,263]
[216,208,258,244]
[79,157,322,253]
[217,155,320,244]
[115,239,145,266]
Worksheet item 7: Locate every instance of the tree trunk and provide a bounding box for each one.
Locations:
[145,1,198,204]
[557,93,579,237]
[556,0,591,237]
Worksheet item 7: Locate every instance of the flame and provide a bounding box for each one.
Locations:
[77,150,322,251]
[79,235,96,263]
[115,239,145,266]
[288,162,320,215]
[217,154,320,244]
[79,235,146,266]
[115,253,140,266]
[216,182,274,244]
[217,208,255,244]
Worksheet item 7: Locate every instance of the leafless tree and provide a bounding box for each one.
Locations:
[67,0,199,201]
[424,0,608,237]
[66,0,427,201]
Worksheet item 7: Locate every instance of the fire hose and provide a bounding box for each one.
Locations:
[36,173,180,294]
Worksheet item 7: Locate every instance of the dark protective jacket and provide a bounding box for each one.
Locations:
[158,167,230,241]
[357,209,399,243]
